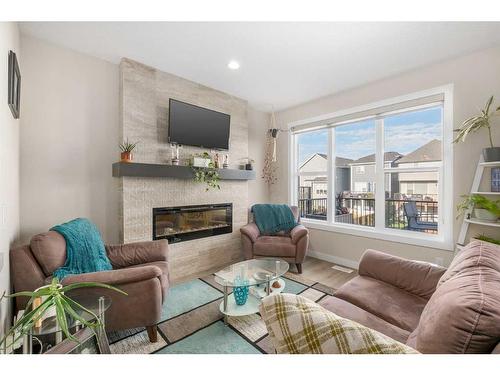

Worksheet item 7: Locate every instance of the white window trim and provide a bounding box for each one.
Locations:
[288,85,454,251]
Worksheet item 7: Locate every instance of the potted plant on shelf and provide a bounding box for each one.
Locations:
[457,194,500,222]
[453,95,500,162]
[189,152,220,191]
[0,277,126,353]
[119,139,139,163]
[474,234,500,246]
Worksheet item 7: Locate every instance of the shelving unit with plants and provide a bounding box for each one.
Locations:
[454,96,500,249]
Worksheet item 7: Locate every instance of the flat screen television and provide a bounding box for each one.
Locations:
[168,99,231,150]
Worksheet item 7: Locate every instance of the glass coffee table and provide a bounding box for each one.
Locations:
[214,258,289,324]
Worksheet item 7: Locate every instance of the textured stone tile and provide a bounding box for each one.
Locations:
[120,58,249,280]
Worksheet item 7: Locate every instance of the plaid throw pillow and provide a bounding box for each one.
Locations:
[259,293,418,354]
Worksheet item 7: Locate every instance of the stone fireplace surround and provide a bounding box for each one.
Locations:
[119,58,249,282]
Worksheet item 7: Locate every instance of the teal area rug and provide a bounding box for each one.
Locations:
[161,279,223,321]
[156,321,260,354]
[109,272,338,354]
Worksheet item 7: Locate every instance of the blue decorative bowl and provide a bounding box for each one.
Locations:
[233,277,249,305]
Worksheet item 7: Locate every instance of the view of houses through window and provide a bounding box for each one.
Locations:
[295,105,442,235]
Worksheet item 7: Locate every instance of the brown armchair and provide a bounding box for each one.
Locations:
[10,231,169,342]
[240,205,309,273]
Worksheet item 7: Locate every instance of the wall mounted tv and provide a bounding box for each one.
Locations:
[168,99,231,150]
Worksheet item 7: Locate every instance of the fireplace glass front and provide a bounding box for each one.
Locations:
[153,203,232,243]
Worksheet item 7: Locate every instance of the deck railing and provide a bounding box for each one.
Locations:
[298,197,438,232]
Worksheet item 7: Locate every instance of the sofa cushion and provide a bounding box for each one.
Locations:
[410,240,500,353]
[30,231,67,276]
[359,249,446,299]
[334,276,428,332]
[253,236,296,257]
[319,295,411,344]
[259,293,418,354]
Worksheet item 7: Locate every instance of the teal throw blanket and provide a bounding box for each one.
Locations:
[52,218,112,280]
[252,204,297,235]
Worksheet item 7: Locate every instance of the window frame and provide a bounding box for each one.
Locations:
[288,85,454,251]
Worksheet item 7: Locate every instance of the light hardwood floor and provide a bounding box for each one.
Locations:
[172,256,358,290]
[300,256,358,289]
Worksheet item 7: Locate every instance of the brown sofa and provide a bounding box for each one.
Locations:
[10,231,169,342]
[319,240,500,353]
[240,205,309,273]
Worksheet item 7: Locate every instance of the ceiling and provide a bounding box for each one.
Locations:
[19,22,500,111]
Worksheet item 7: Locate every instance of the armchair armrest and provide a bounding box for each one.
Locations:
[290,224,308,244]
[105,239,168,268]
[358,249,446,299]
[240,223,260,243]
[61,265,162,286]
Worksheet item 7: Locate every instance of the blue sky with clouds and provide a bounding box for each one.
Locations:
[298,106,442,164]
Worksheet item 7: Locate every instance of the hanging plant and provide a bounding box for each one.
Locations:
[262,112,279,185]
[189,152,221,191]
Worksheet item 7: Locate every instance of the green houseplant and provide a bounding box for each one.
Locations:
[474,234,500,246]
[0,278,126,351]
[457,194,500,222]
[453,95,500,162]
[119,138,139,162]
[189,152,220,191]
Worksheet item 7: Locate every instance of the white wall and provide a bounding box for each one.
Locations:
[248,107,270,205]
[0,22,20,338]
[271,46,500,267]
[20,36,120,244]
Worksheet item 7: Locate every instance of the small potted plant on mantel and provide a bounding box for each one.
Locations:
[119,139,139,163]
[454,95,500,162]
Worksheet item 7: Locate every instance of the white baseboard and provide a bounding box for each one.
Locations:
[307,250,359,270]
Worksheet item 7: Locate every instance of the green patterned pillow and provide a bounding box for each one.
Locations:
[259,293,419,354]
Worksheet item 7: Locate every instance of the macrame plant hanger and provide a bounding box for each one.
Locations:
[262,109,281,185]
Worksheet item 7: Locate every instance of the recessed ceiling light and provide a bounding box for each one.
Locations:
[227,60,240,70]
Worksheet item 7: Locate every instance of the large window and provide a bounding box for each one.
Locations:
[290,87,453,249]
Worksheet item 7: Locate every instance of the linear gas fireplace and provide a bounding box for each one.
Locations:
[153,203,233,243]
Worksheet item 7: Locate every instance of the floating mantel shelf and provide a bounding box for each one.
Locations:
[112,162,256,180]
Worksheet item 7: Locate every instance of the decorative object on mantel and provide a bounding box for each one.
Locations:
[189,152,221,191]
[170,143,182,166]
[0,277,125,354]
[214,153,221,169]
[192,153,212,168]
[119,138,139,163]
[241,157,254,170]
[8,50,21,119]
[223,154,229,169]
[453,95,500,162]
[457,194,500,222]
[492,167,500,192]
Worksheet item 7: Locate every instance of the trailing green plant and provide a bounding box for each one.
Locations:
[119,138,139,153]
[189,152,220,191]
[457,194,500,219]
[453,95,500,147]
[474,234,500,246]
[0,278,127,350]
